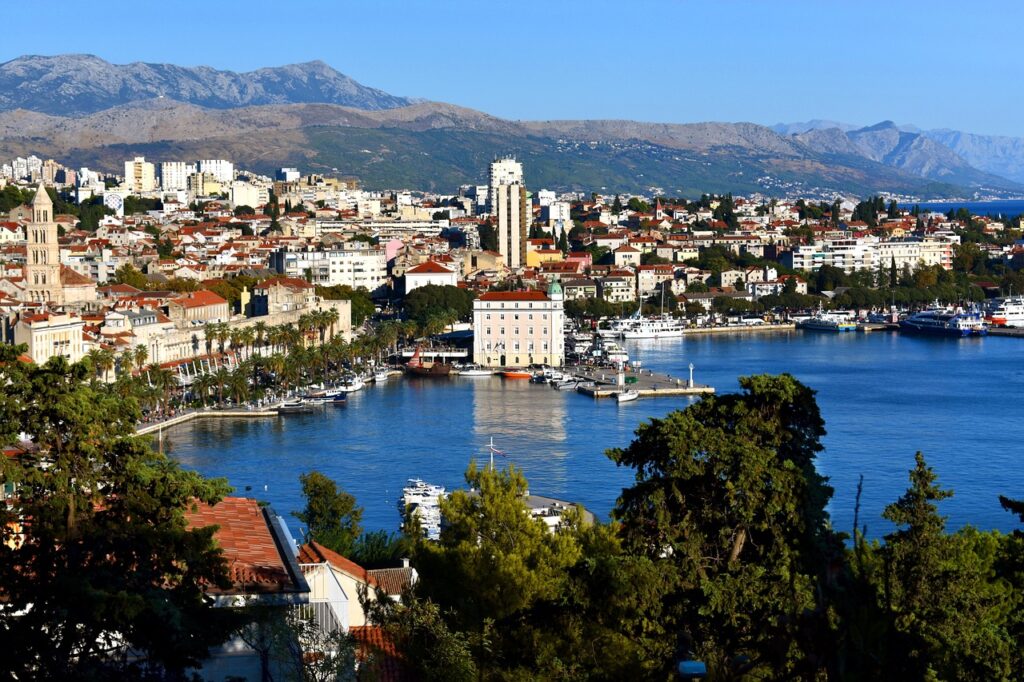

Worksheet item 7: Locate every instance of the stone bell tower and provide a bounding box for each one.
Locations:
[24,183,63,305]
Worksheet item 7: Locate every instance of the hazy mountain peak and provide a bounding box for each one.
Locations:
[0,54,412,115]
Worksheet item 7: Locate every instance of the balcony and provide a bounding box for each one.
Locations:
[293,562,348,634]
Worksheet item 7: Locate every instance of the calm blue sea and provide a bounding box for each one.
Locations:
[902,199,1024,217]
[165,331,1024,540]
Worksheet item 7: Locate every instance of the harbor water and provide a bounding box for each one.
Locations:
[165,331,1024,539]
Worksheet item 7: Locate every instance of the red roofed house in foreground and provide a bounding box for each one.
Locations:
[472,280,566,368]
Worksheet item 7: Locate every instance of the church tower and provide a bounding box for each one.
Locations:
[24,183,63,305]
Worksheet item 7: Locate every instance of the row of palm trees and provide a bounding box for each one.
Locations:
[82,310,444,415]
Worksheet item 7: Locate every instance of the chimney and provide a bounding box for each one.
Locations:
[401,557,410,568]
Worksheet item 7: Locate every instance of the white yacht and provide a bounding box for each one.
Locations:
[400,478,447,541]
[619,314,689,339]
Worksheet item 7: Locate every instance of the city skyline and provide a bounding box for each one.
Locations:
[3,1,1023,137]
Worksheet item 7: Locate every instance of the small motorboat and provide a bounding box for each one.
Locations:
[331,394,347,407]
[615,389,640,403]
[373,368,390,383]
[456,364,492,377]
[277,400,314,414]
[501,369,533,379]
[552,379,579,391]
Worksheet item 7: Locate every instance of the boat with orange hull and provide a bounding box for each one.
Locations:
[500,369,532,379]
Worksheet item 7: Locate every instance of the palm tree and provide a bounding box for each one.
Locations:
[132,344,149,374]
[323,306,340,341]
[193,373,215,407]
[213,366,231,406]
[227,367,250,406]
[253,320,268,355]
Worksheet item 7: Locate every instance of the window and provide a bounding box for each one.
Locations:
[500,327,505,335]
[514,328,519,335]
[485,328,491,335]
[543,328,548,335]
[528,327,534,335]
[543,342,549,351]
[528,313,533,320]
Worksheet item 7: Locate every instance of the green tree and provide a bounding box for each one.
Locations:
[0,348,239,679]
[403,284,474,325]
[295,471,364,556]
[477,221,498,252]
[414,463,582,663]
[878,453,1016,680]
[112,263,149,289]
[316,284,375,325]
[607,374,838,679]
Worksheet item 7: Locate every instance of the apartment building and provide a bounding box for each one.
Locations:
[269,242,388,296]
[472,282,565,368]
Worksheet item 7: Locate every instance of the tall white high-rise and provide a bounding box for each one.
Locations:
[160,161,194,191]
[198,159,234,183]
[489,157,527,268]
[124,156,156,193]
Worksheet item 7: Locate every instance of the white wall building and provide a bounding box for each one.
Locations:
[472,282,565,368]
[123,157,156,194]
[198,159,234,183]
[269,243,388,295]
[404,261,458,294]
[160,161,194,191]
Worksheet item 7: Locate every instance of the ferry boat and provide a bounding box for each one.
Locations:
[899,307,988,337]
[985,296,1024,327]
[798,314,857,333]
[619,314,688,339]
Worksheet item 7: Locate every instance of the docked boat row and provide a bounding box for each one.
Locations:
[399,478,447,541]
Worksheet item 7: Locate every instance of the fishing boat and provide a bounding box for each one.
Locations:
[277,399,314,414]
[337,376,365,392]
[985,295,1024,327]
[900,306,987,337]
[406,347,452,377]
[615,389,640,403]
[330,394,347,407]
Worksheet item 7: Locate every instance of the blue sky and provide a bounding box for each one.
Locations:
[9,1,1024,136]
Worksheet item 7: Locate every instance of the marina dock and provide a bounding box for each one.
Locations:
[567,365,715,399]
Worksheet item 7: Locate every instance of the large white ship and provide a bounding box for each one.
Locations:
[985,296,1024,328]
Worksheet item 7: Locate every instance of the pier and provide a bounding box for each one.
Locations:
[677,322,795,335]
[988,327,1024,338]
[136,407,279,435]
[567,365,715,399]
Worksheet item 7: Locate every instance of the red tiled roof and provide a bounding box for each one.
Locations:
[169,289,228,309]
[349,626,410,681]
[297,541,377,587]
[478,290,549,302]
[366,567,415,596]
[405,261,454,275]
[257,276,313,290]
[186,497,301,595]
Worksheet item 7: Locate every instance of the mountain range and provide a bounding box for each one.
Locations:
[1,54,1022,199]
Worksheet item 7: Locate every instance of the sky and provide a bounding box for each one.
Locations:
[7,0,1024,136]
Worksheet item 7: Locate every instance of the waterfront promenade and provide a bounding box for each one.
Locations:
[136,406,278,435]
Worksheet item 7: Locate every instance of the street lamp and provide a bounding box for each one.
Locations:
[688,362,695,388]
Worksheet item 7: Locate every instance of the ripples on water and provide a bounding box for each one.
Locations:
[166,331,1024,538]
